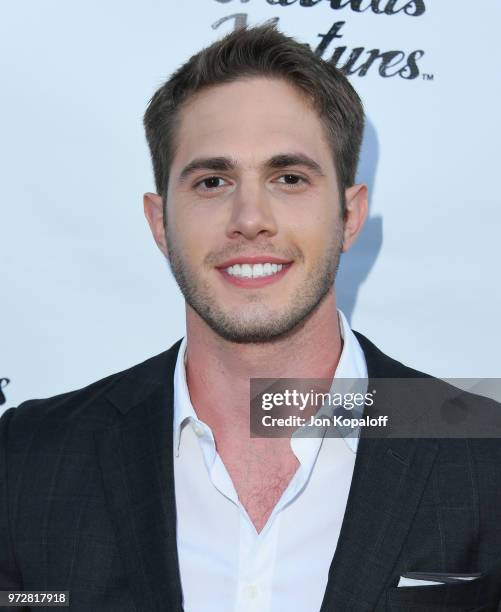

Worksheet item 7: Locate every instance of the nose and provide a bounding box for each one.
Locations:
[225,180,278,240]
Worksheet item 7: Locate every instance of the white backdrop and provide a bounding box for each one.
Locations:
[1,0,500,412]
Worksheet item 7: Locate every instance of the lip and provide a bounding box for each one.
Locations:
[217,262,293,288]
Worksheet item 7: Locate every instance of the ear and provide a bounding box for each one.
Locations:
[342,183,368,252]
[143,192,169,259]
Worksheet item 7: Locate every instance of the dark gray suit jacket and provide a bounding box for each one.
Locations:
[1,333,501,611]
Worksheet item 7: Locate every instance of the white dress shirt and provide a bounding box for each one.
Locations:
[173,310,368,612]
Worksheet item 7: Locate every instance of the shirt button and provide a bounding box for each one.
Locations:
[245,584,258,600]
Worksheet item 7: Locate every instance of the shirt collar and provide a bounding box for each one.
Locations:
[335,309,367,381]
[173,334,196,458]
[173,309,368,456]
[328,309,368,452]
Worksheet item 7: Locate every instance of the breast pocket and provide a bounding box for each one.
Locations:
[386,573,499,611]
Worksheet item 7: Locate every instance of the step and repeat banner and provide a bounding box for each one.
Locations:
[1,1,500,411]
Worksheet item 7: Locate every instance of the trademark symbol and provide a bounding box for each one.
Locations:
[422,73,434,81]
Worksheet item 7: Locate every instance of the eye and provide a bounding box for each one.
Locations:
[275,174,307,188]
[195,176,228,191]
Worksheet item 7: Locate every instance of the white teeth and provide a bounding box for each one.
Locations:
[227,264,240,277]
[225,262,287,279]
[253,263,264,277]
[241,264,252,278]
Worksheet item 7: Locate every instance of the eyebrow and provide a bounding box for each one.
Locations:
[178,153,325,183]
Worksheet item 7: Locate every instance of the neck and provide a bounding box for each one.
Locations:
[184,291,343,436]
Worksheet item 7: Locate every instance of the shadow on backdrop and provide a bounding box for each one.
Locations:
[336,118,383,322]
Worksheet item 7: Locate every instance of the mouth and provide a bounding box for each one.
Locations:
[216,256,294,288]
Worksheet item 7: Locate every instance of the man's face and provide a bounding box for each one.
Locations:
[164,77,344,343]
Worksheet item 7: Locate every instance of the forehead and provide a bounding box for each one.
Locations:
[170,77,332,174]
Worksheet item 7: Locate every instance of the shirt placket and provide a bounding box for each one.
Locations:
[233,512,280,612]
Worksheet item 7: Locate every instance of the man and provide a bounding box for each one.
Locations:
[1,24,501,612]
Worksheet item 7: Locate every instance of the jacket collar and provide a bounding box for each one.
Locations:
[97,341,183,612]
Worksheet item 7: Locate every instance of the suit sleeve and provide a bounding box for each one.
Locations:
[0,407,23,592]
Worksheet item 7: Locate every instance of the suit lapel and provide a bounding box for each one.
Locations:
[95,342,183,612]
[320,436,438,609]
[320,332,440,610]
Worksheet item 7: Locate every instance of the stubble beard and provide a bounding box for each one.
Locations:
[166,229,343,344]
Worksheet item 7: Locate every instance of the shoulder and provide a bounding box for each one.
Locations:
[353,330,433,379]
[1,340,183,442]
[354,330,501,453]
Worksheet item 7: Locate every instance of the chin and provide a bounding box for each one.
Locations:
[203,308,313,344]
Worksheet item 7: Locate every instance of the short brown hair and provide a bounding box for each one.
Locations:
[143,24,364,210]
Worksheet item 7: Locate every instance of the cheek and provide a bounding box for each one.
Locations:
[287,204,341,254]
[170,206,222,260]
